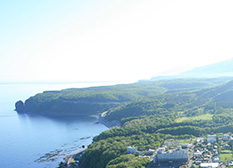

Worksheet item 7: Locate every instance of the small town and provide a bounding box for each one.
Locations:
[126,134,233,168]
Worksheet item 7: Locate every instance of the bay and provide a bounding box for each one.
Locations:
[0,82,118,168]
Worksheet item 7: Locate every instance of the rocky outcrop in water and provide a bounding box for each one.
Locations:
[15,100,27,113]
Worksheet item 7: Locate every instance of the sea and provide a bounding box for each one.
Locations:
[0,82,121,168]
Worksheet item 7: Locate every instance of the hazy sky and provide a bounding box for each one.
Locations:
[1,0,233,82]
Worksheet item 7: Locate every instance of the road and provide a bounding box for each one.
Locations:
[66,148,87,168]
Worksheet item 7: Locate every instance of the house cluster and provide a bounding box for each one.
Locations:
[193,135,220,168]
[127,134,233,167]
[192,134,233,168]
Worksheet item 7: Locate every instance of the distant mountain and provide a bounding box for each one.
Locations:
[151,58,233,81]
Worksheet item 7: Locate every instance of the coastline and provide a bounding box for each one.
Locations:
[18,112,107,168]
[59,111,121,168]
[62,148,87,168]
[97,111,121,128]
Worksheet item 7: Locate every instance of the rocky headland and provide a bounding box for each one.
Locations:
[15,100,27,113]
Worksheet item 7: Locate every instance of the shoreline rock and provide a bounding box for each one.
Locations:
[15,100,27,113]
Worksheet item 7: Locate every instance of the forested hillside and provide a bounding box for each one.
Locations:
[78,78,233,168]
[15,77,233,167]
[15,77,232,116]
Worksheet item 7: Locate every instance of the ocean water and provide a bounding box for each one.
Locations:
[0,82,115,168]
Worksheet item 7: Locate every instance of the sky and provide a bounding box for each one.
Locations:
[1,0,233,83]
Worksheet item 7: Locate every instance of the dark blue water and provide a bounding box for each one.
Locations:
[0,83,110,168]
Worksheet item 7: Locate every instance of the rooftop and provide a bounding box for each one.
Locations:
[200,162,219,168]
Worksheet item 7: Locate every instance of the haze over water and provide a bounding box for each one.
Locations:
[0,82,114,168]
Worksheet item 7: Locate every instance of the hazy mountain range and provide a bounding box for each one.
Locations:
[151,58,233,81]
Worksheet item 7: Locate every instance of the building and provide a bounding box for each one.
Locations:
[223,144,231,149]
[193,150,202,158]
[213,157,219,162]
[223,134,231,141]
[144,149,155,156]
[200,163,219,168]
[182,144,192,149]
[228,161,233,166]
[154,148,188,164]
[127,146,136,154]
[197,137,205,143]
[207,135,217,143]
[135,151,143,155]
[157,147,166,154]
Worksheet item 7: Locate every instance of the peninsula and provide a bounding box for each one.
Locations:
[15,76,233,167]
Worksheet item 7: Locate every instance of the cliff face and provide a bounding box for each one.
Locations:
[14,78,232,117]
[14,82,166,116]
[15,98,122,116]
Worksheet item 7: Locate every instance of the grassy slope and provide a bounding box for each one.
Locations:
[175,114,213,123]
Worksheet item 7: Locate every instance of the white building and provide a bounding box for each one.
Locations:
[193,150,202,158]
[213,157,219,162]
[207,135,217,143]
[228,161,233,166]
[200,163,219,168]
[154,148,188,163]
[197,137,205,143]
[127,146,136,154]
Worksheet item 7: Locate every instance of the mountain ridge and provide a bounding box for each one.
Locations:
[151,58,233,81]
